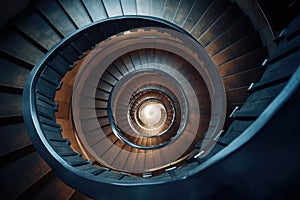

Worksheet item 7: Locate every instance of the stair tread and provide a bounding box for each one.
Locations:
[0,92,22,118]
[212,32,263,66]
[1,150,51,199]
[173,0,195,26]
[252,49,300,91]
[62,155,89,166]
[219,120,253,145]
[136,0,151,16]
[262,50,300,81]
[34,0,77,37]
[11,8,61,51]
[0,28,45,65]
[191,0,231,39]
[0,122,31,157]
[286,14,300,40]
[182,0,213,32]
[199,3,243,46]
[219,48,267,77]
[119,0,136,15]
[102,0,123,17]
[233,82,287,118]
[82,0,108,21]
[161,0,180,22]
[222,66,264,90]
[205,16,253,55]
[17,170,75,200]
[58,0,92,28]
[48,54,72,76]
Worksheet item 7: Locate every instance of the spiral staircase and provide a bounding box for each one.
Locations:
[0,0,299,199]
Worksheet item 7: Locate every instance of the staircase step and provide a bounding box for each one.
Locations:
[106,171,127,180]
[182,0,213,32]
[72,35,93,53]
[34,0,77,37]
[0,51,34,71]
[0,92,22,118]
[11,7,61,51]
[0,28,45,65]
[0,122,31,157]
[226,86,249,104]
[36,78,58,100]
[212,31,263,66]
[82,28,107,47]
[233,82,287,119]
[95,89,110,101]
[219,120,253,145]
[48,55,72,76]
[286,14,300,40]
[37,93,56,107]
[40,67,62,87]
[250,49,300,92]
[218,48,267,77]
[191,0,231,39]
[120,0,136,15]
[136,0,151,16]
[171,0,192,26]
[59,44,83,65]
[53,146,78,157]
[113,58,130,76]
[102,0,123,17]
[98,81,113,93]
[161,0,180,22]
[84,167,109,176]
[269,26,300,64]
[199,3,243,46]
[62,155,90,167]
[37,104,55,120]
[17,170,75,200]
[58,0,92,28]
[107,64,125,80]
[205,16,253,55]
[0,149,51,199]
[222,66,264,90]
[82,0,108,21]
[43,128,65,142]
[101,71,119,86]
